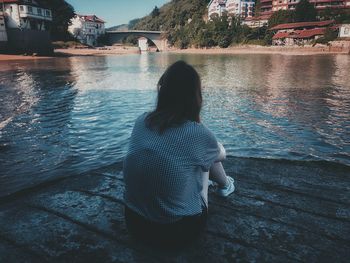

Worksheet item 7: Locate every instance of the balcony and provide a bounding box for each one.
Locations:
[309,0,345,3]
[19,5,52,21]
[315,4,347,8]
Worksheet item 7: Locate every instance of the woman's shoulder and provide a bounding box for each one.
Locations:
[135,112,149,123]
[184,121,217,140]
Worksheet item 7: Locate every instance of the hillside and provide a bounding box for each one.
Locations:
[130,0,350,48]
[107,24,129,31]
[133,0,238,48]
[130,0,265,48]
[133,0,210,31]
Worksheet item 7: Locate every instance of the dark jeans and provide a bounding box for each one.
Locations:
[125,205,207,249]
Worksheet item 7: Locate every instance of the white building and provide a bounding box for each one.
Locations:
[68,15,106,47]
[339,24,350,38]
[242,15,269,28]
[208,0,255,20]
[0,0,52,30]
[208,0,227,19]
[138,37,149,51]
[226,0,255,19]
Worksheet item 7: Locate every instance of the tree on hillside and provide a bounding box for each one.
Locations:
[294,0,317,22]
[207,14,232,48]
[254,0,261,17]
[40,0,75,40]
[268,10,295,28]
[128,18,141,29]
[151,6,160,18]
[319,8,350,23]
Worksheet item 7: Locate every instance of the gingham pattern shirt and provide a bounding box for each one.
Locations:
[123,113,220,223]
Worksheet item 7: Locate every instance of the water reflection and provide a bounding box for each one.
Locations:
[0,53,349,197]
[0,58,77,195]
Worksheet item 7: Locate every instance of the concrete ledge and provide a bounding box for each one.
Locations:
[0,157,349,262]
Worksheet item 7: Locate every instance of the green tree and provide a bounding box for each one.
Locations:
[123,35,139,46]
[209,14,232,48]
[151,6,160,18]
[268,10,295,28]
[254,0,261,17]
[40,0,75,41]
[294,0,317,22]
[315,27,338,44]
[194,29,215,47]
[128,18,141,29]
[319,8,350,23]
[323,27,338,41]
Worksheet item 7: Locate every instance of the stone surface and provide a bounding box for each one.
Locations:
[0,157,349,262]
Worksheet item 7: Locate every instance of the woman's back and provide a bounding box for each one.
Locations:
[123,113,219,223]
[123,61,234,247]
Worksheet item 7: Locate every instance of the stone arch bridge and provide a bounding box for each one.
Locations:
[106,30,168,51]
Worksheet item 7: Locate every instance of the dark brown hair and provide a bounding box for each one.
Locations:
[146,61,202,133]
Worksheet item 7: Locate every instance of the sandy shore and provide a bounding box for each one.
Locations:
[0,46,140,61]
[54,46,140,56]
[1,43,349,61]
[0,54,53,61]
[168,44,350,55]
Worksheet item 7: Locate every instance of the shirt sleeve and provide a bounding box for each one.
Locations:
[199,125,220,172]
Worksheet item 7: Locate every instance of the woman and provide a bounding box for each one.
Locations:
[123,61,235,248]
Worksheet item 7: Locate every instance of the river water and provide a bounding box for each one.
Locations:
[0,53,349,197]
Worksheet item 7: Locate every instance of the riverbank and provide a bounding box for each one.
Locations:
[0,46,140,61]
[1,42,349,61]
[0,157,349,262]
[0,54,53,61]
[168,42,350,55]
[54,46,140,57]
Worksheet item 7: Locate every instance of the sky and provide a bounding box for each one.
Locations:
[66,0,170,28]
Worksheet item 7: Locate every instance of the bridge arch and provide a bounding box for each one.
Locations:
[106,30,168,52]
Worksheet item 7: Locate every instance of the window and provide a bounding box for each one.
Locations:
[28,6,33,13]
[46,10,51,17]
[19,6,24,11]
[37,8,42,15]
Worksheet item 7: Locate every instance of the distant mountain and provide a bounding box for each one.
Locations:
[107,24,129,31]
[107,18,142,31]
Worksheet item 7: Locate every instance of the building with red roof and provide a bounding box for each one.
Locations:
[270,20,336,31]
[271,20,338,45]
[68,14,106,47]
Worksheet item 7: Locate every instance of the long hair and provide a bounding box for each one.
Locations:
[146,61,202,133]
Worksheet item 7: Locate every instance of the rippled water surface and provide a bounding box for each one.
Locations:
[0,53,349,196]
